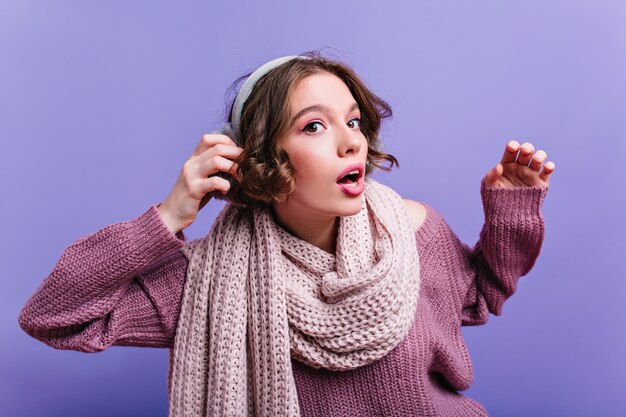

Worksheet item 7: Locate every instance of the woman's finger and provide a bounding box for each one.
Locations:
[186,175,232,207]
[539,161,556,183]
[516,142,535,166]
[500,140,520,164]
[192,133,237,157]
[197,175,232,196]
[201,155,239,178]
[529,150,547,172]
[196,143,243,163]
[483,163,504,187]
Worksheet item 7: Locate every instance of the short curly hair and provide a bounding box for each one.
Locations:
[226,52,398,208]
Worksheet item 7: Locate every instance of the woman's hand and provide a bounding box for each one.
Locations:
[483,140,555,188]
[157,134,242,234]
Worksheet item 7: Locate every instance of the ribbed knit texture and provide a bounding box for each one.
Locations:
[169,179,419,416]
[19,182,548,416]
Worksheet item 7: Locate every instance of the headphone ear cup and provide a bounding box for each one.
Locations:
[206,122,240,204]
[211,123,238,145]
[221,123,237,145]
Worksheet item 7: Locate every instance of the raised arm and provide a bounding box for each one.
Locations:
[462,140,554,325]
[19,133,244,352]
[461,183,548,324]
[18,206,189,352]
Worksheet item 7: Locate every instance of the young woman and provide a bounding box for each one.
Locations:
[19,53,554,416]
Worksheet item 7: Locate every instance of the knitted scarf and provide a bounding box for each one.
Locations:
[167,179,420,416]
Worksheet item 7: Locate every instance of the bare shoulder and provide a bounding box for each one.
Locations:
[403,199,427,233]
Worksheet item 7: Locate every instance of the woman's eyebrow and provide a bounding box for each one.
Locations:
[290,102,360,126]
[290,104,330,126]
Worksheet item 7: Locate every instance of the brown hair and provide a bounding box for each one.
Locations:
[226,51,398,208]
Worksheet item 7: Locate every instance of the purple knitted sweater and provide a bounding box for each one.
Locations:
[19,183,548,416]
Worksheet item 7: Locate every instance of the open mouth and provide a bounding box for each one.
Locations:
[337,169,362,186]
[336,164,365,196]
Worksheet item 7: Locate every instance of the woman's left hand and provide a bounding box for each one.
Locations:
[483,140,555,188]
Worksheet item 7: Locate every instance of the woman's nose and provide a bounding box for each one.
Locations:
[337,125,362,157]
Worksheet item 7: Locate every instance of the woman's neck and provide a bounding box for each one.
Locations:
[271,203,339,254]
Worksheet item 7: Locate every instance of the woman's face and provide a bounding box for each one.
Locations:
[276,71,369,219]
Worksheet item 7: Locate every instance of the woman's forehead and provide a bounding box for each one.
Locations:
[290,72,357,113]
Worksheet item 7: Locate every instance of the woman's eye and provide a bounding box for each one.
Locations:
[347,118,361,129]
[302,121,324,134]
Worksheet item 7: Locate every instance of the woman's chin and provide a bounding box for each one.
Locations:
[336,196,365,217]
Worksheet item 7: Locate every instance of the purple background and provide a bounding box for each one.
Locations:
[2,1,625,416]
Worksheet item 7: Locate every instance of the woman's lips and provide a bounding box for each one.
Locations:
[337,173,365,196]
[336,163,364,182]
[336,163,365,196]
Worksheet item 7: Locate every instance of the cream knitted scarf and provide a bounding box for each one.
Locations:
[167,179,420,416]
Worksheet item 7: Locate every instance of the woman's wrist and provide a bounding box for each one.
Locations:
[156,203,184,235]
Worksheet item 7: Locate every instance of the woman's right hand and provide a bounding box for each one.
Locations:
[157,134,242,234]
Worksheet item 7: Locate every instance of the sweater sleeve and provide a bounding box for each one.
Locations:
[18,206,190,352]
[461,181,548,326]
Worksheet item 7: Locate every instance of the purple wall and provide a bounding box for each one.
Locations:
[3,1,625,416]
